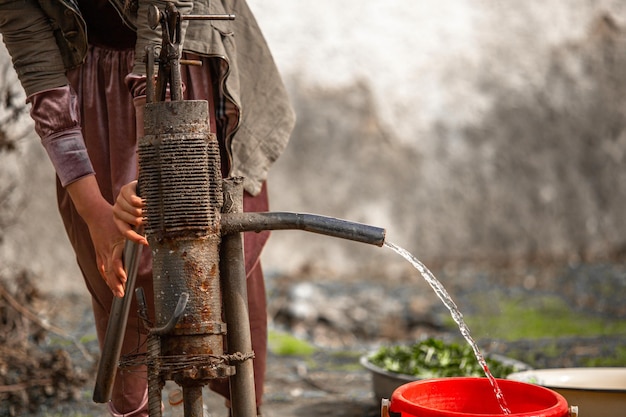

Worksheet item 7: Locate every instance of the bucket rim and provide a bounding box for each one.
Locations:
[390,377,569,417]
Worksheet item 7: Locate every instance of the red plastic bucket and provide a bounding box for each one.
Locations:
[390,377,569,417]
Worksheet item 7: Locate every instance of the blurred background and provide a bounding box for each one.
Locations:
[1,0,626,341]
[2,0,626,291]
[259,0,626,275]
[1,1,626,415]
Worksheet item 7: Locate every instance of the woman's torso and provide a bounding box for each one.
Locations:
[77,0,136,49]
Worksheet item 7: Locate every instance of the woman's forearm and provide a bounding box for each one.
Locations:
[66,175,110,224]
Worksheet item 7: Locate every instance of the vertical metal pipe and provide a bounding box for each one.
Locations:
[145,45,156,104]
[183,385,204,417]
[146,334,163,417]
[220,177,257,417]
[92,236,143,403]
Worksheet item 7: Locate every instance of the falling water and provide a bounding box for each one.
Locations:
[385,241,511,415]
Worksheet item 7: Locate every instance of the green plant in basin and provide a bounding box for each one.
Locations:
[368,337,520,378]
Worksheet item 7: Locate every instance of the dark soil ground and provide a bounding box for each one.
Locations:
[2,259,625,417]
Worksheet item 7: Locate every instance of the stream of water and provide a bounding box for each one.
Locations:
[384,241,512,415]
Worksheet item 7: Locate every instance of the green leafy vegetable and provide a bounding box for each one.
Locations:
[368,338,517,378]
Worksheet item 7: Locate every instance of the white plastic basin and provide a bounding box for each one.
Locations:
[508,367,626,417]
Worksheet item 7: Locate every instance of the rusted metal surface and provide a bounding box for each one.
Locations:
[150,2,183,101]
[146,332,163,417]
[183,385,204,417]
[140,101,222,240]
[220,178,258,417]
[138,97,230,389]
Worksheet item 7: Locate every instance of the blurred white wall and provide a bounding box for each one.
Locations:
[251,0,626,275]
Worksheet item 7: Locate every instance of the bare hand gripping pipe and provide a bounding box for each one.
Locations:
[93,227,144,403]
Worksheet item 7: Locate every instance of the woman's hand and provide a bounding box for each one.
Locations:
[66,176,128,297]
[87,203,128,298]
[113,180,148,246]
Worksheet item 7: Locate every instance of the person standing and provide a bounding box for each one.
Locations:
[0,1,294,415]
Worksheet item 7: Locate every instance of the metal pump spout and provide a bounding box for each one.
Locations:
[220,211,386,247]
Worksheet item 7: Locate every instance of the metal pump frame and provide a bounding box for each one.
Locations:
[92,4,386,417]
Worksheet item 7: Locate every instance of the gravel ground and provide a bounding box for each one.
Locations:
[4,260,625,417]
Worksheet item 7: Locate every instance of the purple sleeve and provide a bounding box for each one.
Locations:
[28,86,95,187]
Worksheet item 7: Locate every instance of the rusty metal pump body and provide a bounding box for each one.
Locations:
[138,100,232,384]
[92,5,386,417]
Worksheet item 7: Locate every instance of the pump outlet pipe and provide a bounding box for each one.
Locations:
[220,211,386,247]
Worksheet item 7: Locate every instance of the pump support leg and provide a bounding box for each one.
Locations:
[220,177,257,417]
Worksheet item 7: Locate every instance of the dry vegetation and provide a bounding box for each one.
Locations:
[0,55,88,417]
[0,273,88,416]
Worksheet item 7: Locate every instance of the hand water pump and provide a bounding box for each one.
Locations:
[93,4,386,417]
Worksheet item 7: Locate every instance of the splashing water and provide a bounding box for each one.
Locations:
[384,241,511,415]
